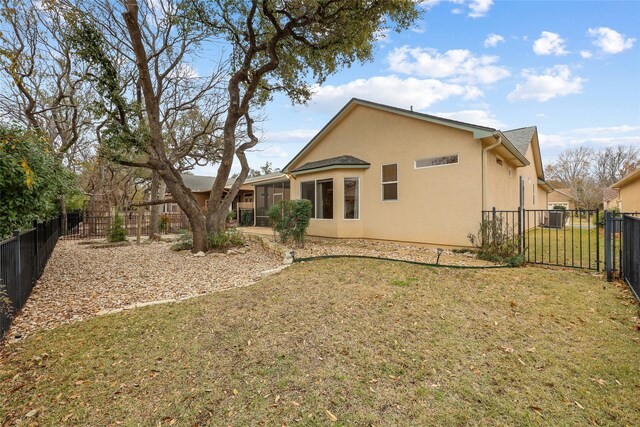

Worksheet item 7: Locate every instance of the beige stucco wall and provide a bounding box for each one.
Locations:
[289,105,485,247]
[618,175,640,212]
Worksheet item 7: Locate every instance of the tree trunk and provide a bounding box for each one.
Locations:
[149,171,160,240]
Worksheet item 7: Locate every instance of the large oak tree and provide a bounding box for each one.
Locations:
[64,0,420,252]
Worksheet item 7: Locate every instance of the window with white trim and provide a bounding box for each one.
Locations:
[382,164,398,201]
[316,179,333,219]
[300,181,316,218]
[344,178,359,219]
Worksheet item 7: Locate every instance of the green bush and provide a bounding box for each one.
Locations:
[595,208,619,227]
[0,124,80,238]
[240,210,254,226]
[468,216,519,265]
[268,199,313,247]
[207,227,245,250]
[108,212,127,242]
[171,229,193,251]
[226,210,236,223]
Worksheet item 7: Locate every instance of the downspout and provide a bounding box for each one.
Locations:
[482,135,502,211]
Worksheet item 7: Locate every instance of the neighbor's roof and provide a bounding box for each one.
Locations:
[291,155,370,175]
[282,98,535,173]
[612,168,640,189]
[244,172,288,185]
[502,127,536,157]
[180,173,237,192]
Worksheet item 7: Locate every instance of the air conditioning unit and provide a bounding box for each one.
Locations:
[547,210,564,229]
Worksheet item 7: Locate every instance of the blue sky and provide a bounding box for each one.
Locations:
[194,0,640,176]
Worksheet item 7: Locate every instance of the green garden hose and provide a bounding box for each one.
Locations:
[292,254,513,269]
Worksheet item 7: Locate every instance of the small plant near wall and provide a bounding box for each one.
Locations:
[108,212,127,242]
[468,216,522,266]
[207,228,245,250]
[240,210,254,226]
[268,200,313,247]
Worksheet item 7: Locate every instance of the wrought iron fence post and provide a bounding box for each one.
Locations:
[12,230,21,307]
[517,207,522,254]
[595,209,600,272]
[604,210,611,281]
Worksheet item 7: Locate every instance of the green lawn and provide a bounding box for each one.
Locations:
[1,259,639,426]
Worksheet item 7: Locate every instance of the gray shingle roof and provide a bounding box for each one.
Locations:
[502,126,536,156]
[180,173,236,192]
[291,155,370,173]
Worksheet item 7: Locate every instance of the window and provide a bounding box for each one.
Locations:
[382,164,398,201]
[532,184,535,205]
[316,179,333,219]
[300,181,316,218]
[344,178,359,219]
[415,154,459,169]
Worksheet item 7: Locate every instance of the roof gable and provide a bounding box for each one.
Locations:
[283,98,504,173]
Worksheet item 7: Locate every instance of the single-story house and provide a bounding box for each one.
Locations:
[602,188,620,211]
[164,172,285,221]
[548,188,575,210]
[280,98,551,247]
[611,168,640,212]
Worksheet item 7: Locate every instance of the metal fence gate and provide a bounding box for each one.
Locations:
[605,212,640,301]
[482,208,600,270]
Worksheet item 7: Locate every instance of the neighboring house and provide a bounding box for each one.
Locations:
[611,168,640,212]
[548,188,575,210]
[165,172,286,221]
[602,187,620,211]
[281,98,551,247]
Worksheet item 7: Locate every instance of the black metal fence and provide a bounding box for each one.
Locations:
[63,211,189,239]
[481,208,600,270]
[622,215,640,300]
[1,217,60,338]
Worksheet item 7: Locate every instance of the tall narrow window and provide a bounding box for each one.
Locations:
[301,181,316,218]
[316,179,333,219]
[382,164,398,201]
[532,184,535,205]
[344,178,359,219]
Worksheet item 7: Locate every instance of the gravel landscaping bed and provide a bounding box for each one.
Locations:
[292,237,496,267]
[4,239,281,343]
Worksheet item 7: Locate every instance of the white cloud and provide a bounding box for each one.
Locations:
[264,128,319,142]
[420,0,493,18]
[484,33,505,48]
[310,75,481,111]
[580,50,593,59]
[387,46,510,85]
[588,27,635,54]
[569,125,640,135]
[432,109,505,128]
[508,65,586,102]
[252,145,289,159]
[533,31,569,56]
[468,0,493,18]
[538,125,640,159]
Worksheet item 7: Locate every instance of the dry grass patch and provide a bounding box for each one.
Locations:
[1,260,639,426]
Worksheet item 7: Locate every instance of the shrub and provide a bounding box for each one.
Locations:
[171,229,193,251]
[468,216,519,264]
[240,210,254,226]
[207,227,245,250]
[226,210,236,223]
[0,286,13,328]
[159,214,171,233]
[108,212,127,242]
[595,208,619,227]
[267,199,312,247]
